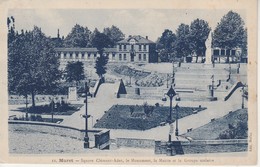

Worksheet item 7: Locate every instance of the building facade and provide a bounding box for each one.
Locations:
[55,35,158,71]
[212,47,247,63]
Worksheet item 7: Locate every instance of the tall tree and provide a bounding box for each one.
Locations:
[8,26,61,108]
[64,24,91,47]
[92,32,111,79]
[7,16,16,44]
[103,25,125,47]
[212,11,247,62]
[65,61,85,86]
[156,29,177,62]
[189,19,211,63]
[175,24,191,59]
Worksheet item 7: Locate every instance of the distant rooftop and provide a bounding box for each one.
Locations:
[55,47,117,53]
[117,35,155,44]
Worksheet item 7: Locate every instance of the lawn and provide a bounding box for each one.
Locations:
[94,104,206,130]
[16,104,83,116]
[182,109,248,140]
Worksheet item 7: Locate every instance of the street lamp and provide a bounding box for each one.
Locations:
[166,85,176,142]
[174,103,180,136]
[241,85,246,109]
[84,82,90,148]
[25,95,29,120]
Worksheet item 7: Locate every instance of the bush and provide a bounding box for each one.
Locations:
[218,121,248,139]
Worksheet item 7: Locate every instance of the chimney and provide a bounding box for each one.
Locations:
[57,29,60,38]
[129,35,132,38]
[146,36,148,39]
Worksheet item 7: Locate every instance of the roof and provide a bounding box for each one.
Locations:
[117,35,155,44]
[55,47,117,53]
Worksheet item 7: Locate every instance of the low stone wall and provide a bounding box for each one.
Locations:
[116,138,155,148]
[155,139,248,155]
[9,95,68,105]
[9,120,100,141]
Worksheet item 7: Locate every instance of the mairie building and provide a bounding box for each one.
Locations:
[55,35,158,71]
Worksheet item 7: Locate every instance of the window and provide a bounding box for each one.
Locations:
[82,54,85,59]
[221,49,225,55]
[88,53,91,59]
[76,53,79,59]
[119,45,122,50]
[70,53,73,59]
[226,50,231,56]
[139,45,142,51]
[119,54,122,61]
[123,54,127,60]
[231,50,236,56]
[143,54,146,61]
[112,53,116,60]
[124,45,127,50]
[94,53,97,58]
[213,50,220,56]
[139,54,142,61]
[143,45,147,51]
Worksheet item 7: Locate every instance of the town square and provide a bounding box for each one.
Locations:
[5,5,253,162]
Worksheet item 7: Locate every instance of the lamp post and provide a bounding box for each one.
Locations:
[84,82,90,148]
[242,85,245,109]
[174,103,180,136]
[211,75,214,97]
[166,85,176,142]
[172,62,175,85]
[25,95,29,120]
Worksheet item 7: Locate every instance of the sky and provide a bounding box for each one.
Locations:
[8,9,246,42]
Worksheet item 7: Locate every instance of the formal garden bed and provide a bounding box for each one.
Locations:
[108,64,150,80]
[9,115,63,123]
[94,104,206,130]
[183,109,248,140]
[14,102,83,116]
[135,73,166,87]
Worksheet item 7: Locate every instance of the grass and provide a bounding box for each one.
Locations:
[183,109,248,140]
[94,105,206,130]
[17,104,83,116]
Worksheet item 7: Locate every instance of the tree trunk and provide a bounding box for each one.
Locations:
[196,55,198,63]
[31,90,35,109]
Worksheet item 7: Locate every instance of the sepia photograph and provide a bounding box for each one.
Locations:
[0,0,257,165]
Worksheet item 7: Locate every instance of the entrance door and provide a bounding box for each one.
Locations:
[131,53,135,62]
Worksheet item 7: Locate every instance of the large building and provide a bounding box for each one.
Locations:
[55,35,158,71]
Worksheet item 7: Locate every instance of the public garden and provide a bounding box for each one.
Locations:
[8,62,248,155]
[7,10,249,155]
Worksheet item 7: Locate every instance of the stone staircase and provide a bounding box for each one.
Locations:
[124,63,247,101]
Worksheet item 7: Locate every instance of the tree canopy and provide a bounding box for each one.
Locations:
[64,24,91,47]
[175,23,191,59]
[65,61,85,85]
[92,31,110,79]
[189,19,211,62]
[8,26,61,107]
[103,25,125,47]
[156,29,177,62]
[92,31,112,51]
[212,11,246,49]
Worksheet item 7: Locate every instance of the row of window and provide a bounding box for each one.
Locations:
[59,53,147,61]
[119,44,147,51]
[213,49,237,56]
[118,54,147,61]
[60,53,116,59]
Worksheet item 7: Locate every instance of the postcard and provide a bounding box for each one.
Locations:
[0,0,257,165]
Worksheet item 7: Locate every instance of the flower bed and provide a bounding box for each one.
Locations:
[94,104,206,130]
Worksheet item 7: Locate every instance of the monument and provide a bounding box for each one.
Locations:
[205,32,212,64]
[68,87,77,101]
